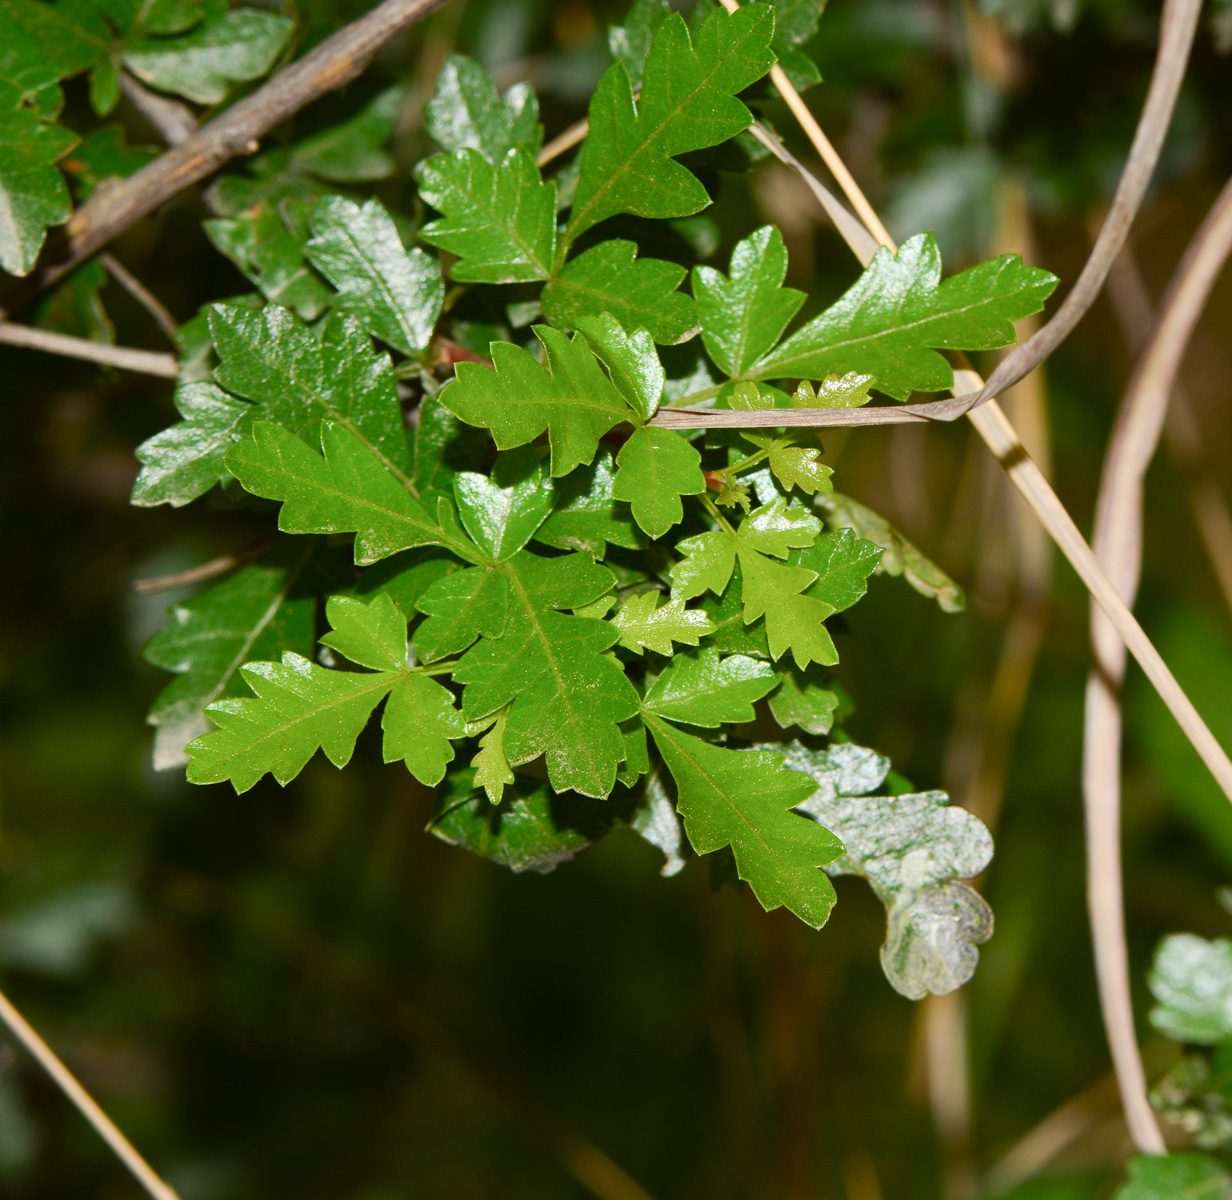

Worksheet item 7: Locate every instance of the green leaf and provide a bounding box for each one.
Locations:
[413,566,509,662]
[453,447,556,562]
[1113,1154,1232,1200]
[644,648,778,727]
[762,440,833,496]
[575,313,664,420]
[210,303,412,481]
[132,382,252,507]
[124,8,294,105]
[693,226,805,376]
[610,590,714,655]
[60,126,156,200]
[646,715,842,928]
[697,563,770,658]
[424,55,541,163]
[0,106,77,276]
[794,528,883,611]
[816,490,965,612]
[417,148,557,283]
[535,448,646,555]
[471,709,514,802]
[289,86,401,183]
[566,3,775,242]
[789,372,874,408]
[305,196,443,359]
[784,741,994,998]
[1150,935,1232,1044]
[144,555,314,769]
[0,0,107,97]
[186,593,464,791]
[542,240,697,345]
[35,258,113,344]
[768,667,839,735]
[427,774,611,874]
[441,325,635,477]
[204,199,331,320]
[750,233,1059,398]
[227,421,477,565]
[454,552,639,797]
[770,0,826,90]
[607,0,671,90]
[737,548,838,668]
[612,426,704,538]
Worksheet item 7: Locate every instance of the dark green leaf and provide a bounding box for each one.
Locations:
[60,125,157,200]
[607,0,671,90]
[575,313,664,419]
[424,55,541,163]
[304,196,443,359]
[646,715,842,927]
[35,259,113,344]
[693,226,805,376]
[0,106,77,276]
[535,448,646,555]
[453,447,556,562]
[417,148,557,283]
[566,4,775,242]
[542,239,697,344]
[612,426,704,538]
[768,667,839,735]
[289,87,401,183]
[1113,1154,1232,1200]
[750,234,1058,398]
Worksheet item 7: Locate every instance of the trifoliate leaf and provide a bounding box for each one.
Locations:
[566,3,776,242]
[1113,1154,1232,1200]
[542,240,697,345]
[132,383,253,507]
[768,667,839,735]
[750,234,1059,399]
[575,314,664,420]
[210,303,412,480]
[644,648,778,726]
[646,715,843,928]
[454,551,639,798]
[427,773,611,874]
[816,491,965,612]
[289,87,401,183]
[204,199,331,320]
[535,448,645,555]
[186,593,464,791]
[453,447,556,562]
[471,709,514,801]
[124,8,294,105]
[413,566,509,662]
[608,0,672,90]
[424,55,541,163]
[305,196,443,359]
[0,106,76,276]
[610,591,714,655]
[784,742,994,998]
[144,556,314,770]
[612,426,704,539]
[794,529,883,611]
[1150,934,1232,1044]
[441,325,635,477]
[417,148,556,283]
[693,226,805,377]
[631,767,687,875]
[227,421,479,565]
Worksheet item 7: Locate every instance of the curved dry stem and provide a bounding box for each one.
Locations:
[1082,175,1232,1154]
[101,253,180,340]
[0,986,181,1200]
[0,321,178,376]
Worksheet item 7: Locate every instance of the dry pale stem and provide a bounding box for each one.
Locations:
[0,322,177,376]
[0,986,181,1200]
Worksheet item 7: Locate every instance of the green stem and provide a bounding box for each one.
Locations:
[699,492,736,534]
[415,659,461,677]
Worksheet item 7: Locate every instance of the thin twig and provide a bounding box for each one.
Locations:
[1103,232,1232,618]
[1082,176,1232,1155]
[0,986,181,1200]
[101,253,179,340]
[1,0,453,315]
[537,117,588,168]
[0,321,178,376]
[119,73,198,147]
[133,535,276,594]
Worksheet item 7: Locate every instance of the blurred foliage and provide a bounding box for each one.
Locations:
[0,0,1231,1198]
